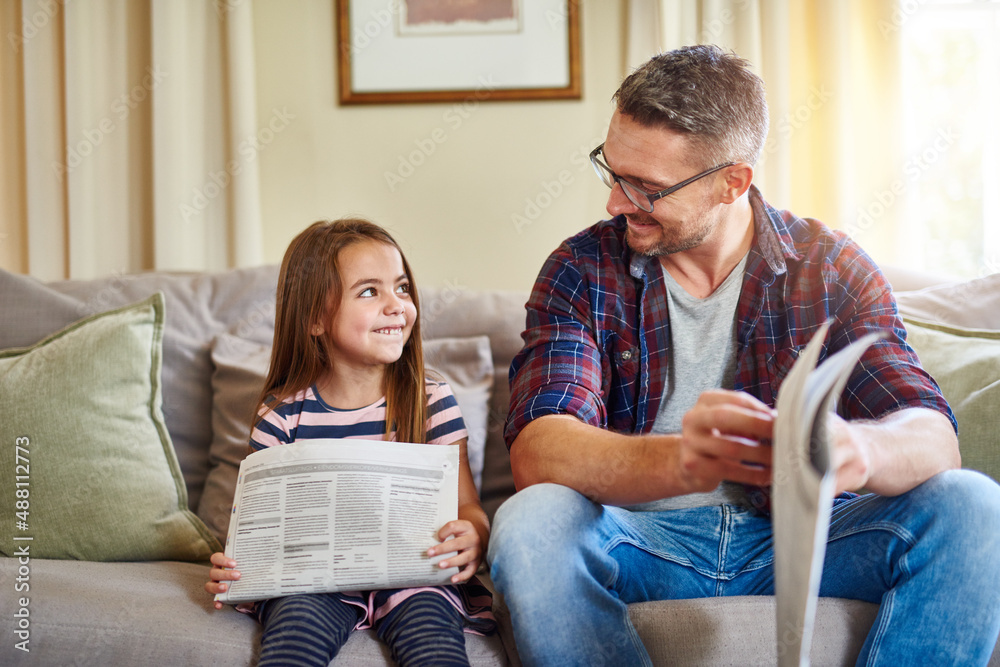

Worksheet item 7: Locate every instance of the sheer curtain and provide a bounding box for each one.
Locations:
[0,0,263,280]
[623,0,904,257]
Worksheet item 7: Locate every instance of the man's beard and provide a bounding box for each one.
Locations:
[624,212,711,257]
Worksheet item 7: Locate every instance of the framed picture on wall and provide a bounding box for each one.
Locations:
[336,0,581,104]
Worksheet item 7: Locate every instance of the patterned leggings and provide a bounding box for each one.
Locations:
[256,591,470,667]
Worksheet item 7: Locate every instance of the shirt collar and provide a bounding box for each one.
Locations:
[747,184,797,276]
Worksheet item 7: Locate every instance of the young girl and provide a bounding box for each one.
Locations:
[205,219,495,666]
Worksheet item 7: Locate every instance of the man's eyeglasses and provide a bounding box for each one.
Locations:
[589,143,735,213]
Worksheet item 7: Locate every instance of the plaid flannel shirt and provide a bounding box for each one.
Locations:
[506,186,955,511]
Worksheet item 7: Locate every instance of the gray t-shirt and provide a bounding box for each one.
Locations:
[623,254,751,512]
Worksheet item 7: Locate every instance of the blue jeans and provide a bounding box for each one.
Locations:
[487,470,1000,666]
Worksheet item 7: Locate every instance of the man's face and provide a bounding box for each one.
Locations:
[602,111,724,257]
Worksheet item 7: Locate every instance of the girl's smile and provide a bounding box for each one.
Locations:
[313,239,417,389]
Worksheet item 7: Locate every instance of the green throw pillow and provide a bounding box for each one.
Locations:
[904,317,1000,483]
[0,293,221,560]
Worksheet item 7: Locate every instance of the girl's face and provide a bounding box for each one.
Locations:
[318,240,417,373]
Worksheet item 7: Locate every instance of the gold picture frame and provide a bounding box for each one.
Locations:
[337,0,581,105]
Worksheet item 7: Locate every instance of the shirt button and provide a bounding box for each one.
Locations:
[621,350,633,361]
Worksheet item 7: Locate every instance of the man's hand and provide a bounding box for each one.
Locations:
[679,390,775,492]
[827,413,874,494]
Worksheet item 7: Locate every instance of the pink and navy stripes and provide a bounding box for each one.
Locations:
[251,380,467,450]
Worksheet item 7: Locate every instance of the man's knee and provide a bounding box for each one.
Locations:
[488,483,601,583]
[890,469,1000,575]
[919,469,1000,534]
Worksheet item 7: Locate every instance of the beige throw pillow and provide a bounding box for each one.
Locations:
[895,272,1000,330]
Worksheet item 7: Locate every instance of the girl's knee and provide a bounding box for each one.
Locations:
[375,591,465,650]
[389,590,462,621]
[257,594,312,625]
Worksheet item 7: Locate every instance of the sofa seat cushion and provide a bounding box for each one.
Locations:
[629,596,878,665]
[0,559,258,666]
[0,294,219,561]
[0,558,507,666]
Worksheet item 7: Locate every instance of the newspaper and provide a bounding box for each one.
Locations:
[215,439,460,605]
[772,322,883,666]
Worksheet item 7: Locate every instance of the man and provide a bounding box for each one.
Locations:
[487,45,1000,666]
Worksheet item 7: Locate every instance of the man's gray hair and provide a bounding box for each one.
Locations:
[613,45,769,167]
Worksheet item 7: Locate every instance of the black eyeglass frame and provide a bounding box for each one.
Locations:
[589,143,736,213]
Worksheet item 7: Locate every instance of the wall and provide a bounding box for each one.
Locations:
[252,0,626,292]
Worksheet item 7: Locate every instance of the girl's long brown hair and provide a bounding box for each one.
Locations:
[254,218,427,443]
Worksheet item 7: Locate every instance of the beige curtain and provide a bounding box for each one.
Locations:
[624,0,904,256]
[0,0,263,280]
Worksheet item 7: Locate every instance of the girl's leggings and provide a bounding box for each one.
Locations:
[256,590,470,667]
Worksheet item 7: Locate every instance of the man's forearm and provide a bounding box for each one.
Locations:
[510,393,777,506]
[509,415,689,506]
[835,407,960,496]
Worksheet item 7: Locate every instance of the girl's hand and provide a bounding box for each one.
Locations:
[428,520,481,584]
[205,551,241,610]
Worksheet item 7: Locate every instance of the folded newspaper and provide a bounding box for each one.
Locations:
[215,439,461,605]
[772,322,883,666]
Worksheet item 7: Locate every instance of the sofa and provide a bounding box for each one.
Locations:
[1,262,998,666]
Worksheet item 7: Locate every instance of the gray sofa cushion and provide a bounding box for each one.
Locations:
[630,597,877,666]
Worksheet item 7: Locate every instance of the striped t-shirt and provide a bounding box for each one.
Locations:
[250,379,467,450]
[241,379,495,636]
